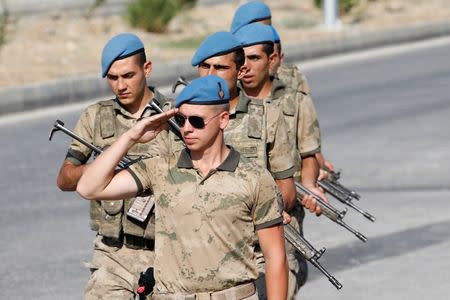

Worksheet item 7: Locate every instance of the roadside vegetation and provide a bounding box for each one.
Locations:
[126,0,197,33]
[0,0,8,48]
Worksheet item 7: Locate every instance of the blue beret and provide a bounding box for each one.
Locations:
[175,75,230,108]
[269,25,281,43]
[101,33,145,78]
[234,23,275,47]
[230,1,271,33]
[191,31,243,66]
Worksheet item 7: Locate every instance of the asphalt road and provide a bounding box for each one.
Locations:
[0,37,449,299]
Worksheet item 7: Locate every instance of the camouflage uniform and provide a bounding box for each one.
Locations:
[154,91,295,298]
[128,147,283,297]
[66,87,167,299]
[275,65,322,295]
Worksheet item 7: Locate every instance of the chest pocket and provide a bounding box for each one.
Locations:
[279,93,297,144]
[247,102,264,139]
[99,103,116,139]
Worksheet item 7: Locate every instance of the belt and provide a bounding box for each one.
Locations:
[101,234,155,250]
[153,282,256,300]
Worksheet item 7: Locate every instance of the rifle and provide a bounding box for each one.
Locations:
[284,223,342,289]
[49,120,139,169]
[317,169,375,222]
[319,169,361,201]
[295,182,368,243]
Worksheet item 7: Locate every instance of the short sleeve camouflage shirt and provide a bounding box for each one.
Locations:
[127,147,283,293]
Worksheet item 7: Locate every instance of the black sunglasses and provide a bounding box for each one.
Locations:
[174,112,222,129]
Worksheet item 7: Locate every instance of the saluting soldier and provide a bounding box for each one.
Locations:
[56,33,167,299]
[76,75,289,300]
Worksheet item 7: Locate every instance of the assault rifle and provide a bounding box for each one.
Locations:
[49,120,140,169]
[295,182,368,243]
[49,98,182,163]
[284,224,342,289]
[318,170,375,222]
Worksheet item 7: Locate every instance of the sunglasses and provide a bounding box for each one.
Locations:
[174,112,222,129]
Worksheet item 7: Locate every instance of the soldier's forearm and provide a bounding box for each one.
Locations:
[264,247,288,300]
[275,178,296,212]
[300,155,319,188]
[56,161,86,191]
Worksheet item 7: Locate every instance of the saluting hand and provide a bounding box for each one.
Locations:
[127,108,178,144]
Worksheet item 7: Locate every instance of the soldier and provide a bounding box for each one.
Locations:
[233,23,328,299]
[76,75,289,300]
[230,0,336,176]
[190,31,321,299]
[56,33,166,299]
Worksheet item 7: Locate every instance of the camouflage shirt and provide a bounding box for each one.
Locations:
[273,68,321,158]
[128,147,283,293]
[225,90,296,179]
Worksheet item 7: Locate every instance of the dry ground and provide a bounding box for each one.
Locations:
[0,0,449,87]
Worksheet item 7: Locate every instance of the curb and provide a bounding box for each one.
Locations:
[1,20,450,116]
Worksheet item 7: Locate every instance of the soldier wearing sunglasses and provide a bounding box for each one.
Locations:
[76,75,288,300]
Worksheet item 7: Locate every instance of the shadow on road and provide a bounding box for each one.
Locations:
[307,219,450,281]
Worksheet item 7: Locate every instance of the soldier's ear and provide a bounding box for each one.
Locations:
[268,52,278,70]
[219,111,230,130]
[144,61,152,77]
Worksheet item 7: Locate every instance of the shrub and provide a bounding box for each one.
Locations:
[126,0,196,33]
[314,0,364,14]
[0,0,8,48]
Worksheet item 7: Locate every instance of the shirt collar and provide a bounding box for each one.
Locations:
[269,78,286,99]
[177,146,240,172]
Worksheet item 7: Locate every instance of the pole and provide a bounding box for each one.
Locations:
[324,0,339,29]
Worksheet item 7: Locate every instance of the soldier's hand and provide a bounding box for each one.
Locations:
[318,168,329,181]
[128,109,177,143]
[300,194,320,215]
[282,211,292,224]
[324,160,335,172]
[301,186,329,216]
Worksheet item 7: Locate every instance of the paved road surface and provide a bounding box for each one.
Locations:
[0,37,449,299]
